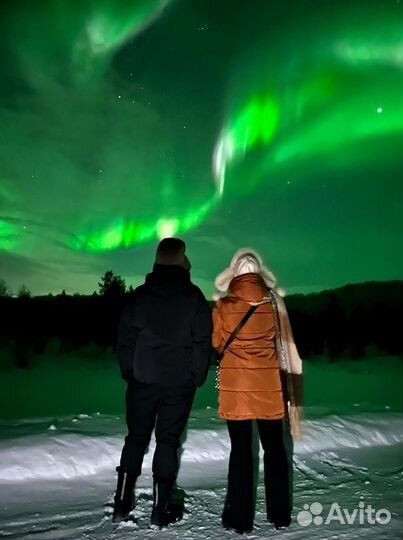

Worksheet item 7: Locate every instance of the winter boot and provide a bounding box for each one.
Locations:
[112,466,136,523]
[268,509,291,530]
[150,479,180,529]
[222,506,253,535]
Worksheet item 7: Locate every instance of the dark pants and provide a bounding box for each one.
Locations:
[225,419,291,529]
[120,378,195,482]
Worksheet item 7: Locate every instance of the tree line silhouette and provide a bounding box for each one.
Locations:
[0,272,402,368]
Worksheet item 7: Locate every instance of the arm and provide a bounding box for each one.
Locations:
[190,291,213,387]
[117,301,137,382]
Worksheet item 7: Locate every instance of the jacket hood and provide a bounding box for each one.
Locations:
[215,248,283,296]
[228,273,269,303]
[145,264,191,296]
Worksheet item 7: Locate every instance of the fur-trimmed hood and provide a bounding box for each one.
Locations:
[215,248,283,296]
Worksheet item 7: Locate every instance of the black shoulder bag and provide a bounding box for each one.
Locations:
[214,304,259,390]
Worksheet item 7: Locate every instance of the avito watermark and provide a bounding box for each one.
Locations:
[297,501,391,527]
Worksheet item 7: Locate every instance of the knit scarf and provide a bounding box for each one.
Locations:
[268,290,303,440]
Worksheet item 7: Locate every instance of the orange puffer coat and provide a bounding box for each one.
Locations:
[213,273,285,421]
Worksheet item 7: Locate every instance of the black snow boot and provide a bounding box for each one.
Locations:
[222,506,253,535]
[112,466,136,522]
[268,514,291,530]
[150,479,181,529]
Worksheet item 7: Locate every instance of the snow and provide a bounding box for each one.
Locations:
[0,357,402,538]
[1,408,402,539]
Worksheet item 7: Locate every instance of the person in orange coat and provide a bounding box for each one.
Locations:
[213,248,303,534]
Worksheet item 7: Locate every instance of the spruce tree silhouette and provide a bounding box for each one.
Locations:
[17,284,31,298]
[98,271,126,349]
[0,278,11,297]
[98,271,126,298]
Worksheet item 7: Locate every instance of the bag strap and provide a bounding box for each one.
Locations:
[221,304,259,357]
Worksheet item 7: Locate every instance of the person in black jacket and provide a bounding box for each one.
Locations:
[112,238,212,528]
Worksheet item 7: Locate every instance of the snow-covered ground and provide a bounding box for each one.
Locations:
[0,357,402,538]
[1,406,402,539]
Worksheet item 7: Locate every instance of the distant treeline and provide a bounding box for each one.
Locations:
[0,280,402,367]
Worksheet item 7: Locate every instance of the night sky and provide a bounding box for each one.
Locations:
[0,0,402,297]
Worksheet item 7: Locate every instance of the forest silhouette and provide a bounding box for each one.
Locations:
[0,272,401,368]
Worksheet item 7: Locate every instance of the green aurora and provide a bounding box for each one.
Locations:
[0,0,402,295]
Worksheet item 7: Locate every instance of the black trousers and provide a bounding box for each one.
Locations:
[225,419,291,529]
[120,378,195,482]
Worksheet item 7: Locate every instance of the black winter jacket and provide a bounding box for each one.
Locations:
[117,264,212,387]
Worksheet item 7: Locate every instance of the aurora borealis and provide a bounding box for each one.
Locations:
[0,0,402,296]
